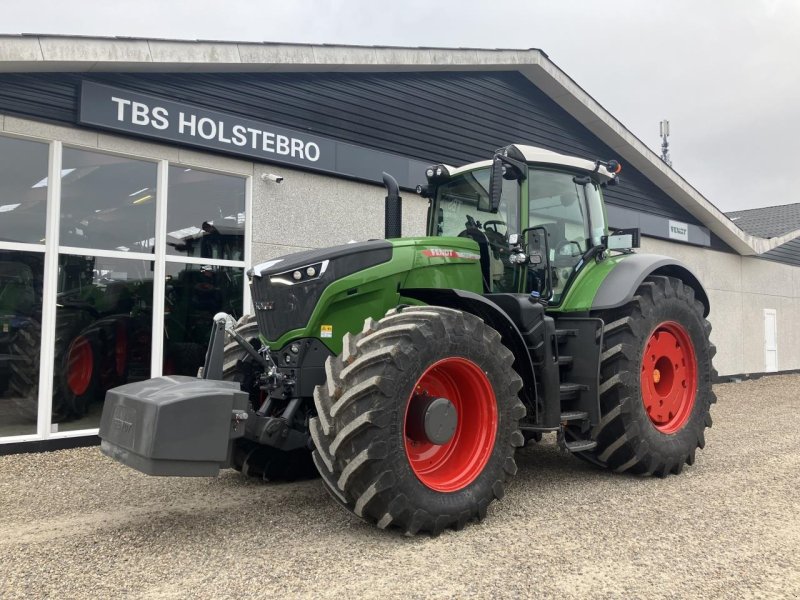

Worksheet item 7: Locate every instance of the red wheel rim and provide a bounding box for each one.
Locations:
[67,336,93,396]
[403,357,497,492]
[640,321,697,434]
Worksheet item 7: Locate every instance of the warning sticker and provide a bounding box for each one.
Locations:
[320,325,333,338]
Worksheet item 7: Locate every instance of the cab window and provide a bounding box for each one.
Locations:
[528,169,590,302]
[435,168,520,292]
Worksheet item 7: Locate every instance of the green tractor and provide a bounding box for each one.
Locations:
[99,144,716,535]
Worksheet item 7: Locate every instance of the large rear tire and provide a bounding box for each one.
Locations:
[310,306,525,535]
[225,314,317,482]
[571,275,716,476]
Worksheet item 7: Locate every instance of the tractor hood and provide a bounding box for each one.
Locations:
[248,240,394,343]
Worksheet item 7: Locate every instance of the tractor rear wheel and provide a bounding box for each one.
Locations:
[225,314,316,482]
[310,306,525,535]
[571,275,716,476]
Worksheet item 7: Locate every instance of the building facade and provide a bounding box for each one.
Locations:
[1,36,798,452]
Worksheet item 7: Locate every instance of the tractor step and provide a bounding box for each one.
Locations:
[557,355,573,368]
[560,410,588,422]
[555,328,579,343]
[559,382,585,400]
[564,439,598,453]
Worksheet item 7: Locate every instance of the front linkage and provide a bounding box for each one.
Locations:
[201,312,310,454]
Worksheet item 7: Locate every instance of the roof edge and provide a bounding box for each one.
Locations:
[0,34,542,73]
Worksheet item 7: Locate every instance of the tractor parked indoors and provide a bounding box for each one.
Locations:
[100,144,716,536]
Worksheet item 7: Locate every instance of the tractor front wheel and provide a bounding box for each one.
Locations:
[572,275,716,476]
[310,306,525,535]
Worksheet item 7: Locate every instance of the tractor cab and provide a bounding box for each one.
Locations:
[422,144,621,303]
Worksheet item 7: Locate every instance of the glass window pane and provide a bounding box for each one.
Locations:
[0,135,49,244]
[163,263,244,376]
[166,167,245,261]
[0,250,44,436]
[52,255,154,432]
[60,148,157,253]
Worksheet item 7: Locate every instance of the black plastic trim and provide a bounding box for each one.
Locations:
[0,435,99,456]
[592,254,709,317]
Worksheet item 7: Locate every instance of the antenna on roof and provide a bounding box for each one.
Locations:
[659,119,672,167]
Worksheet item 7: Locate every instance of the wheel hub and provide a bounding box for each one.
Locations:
[640,321,697,434]
[403,357,497,493]
[406,395,458,446]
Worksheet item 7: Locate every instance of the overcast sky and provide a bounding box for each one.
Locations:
[3,0,799,211]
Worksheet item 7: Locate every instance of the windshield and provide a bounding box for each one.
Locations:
[435,168,519,237]
[433,167,520,292]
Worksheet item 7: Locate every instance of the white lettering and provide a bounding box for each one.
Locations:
[232,125,247,147]
[111,97,131,122]
[305,142,320,162]
[198,117,216,140]
[246,127,260,149]
[151,106,169,130]
[218,122,231,144]
[178,112,197,136]
[276,135,290,156]
[131,101,149,126]
[262,132,275,153]
[290,138,304,159]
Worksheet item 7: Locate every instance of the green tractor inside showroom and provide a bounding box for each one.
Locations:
[99,144,716,535]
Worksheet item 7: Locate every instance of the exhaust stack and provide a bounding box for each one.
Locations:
[382,172,402,239]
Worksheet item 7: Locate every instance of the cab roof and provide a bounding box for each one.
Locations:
[445,145,616,181]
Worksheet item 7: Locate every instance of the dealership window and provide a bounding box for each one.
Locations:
[0,136,50,245]
[0,135,49,437]
[163,167,247,377]
[163,263,244,376]
[166,166,245,261]
[51,255,154,432]
[60,148,158,252]
[0,250,44,436]
[0,133,251,443]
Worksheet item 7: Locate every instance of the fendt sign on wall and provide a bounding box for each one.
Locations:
[79,82,428,188]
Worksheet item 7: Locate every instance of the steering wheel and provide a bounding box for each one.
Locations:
[483,220,507,236]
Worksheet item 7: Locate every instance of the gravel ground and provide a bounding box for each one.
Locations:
[1,375,798,599]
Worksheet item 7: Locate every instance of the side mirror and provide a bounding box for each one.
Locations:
[602,228,640,250]
[488,154,528,214]
[487,156,505,214]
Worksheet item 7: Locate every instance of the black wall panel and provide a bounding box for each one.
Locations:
[0,70,699,223]
[763,238,800,267]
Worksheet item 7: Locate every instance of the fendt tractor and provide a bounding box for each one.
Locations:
[99,144,716,535]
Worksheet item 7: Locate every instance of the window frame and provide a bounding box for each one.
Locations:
[0,134,253,444]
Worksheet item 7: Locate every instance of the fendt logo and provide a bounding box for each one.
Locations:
[668,220,689,242]
[111,406,135,434]
[421,248,481,261]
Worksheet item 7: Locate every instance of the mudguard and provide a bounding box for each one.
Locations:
[591,254,709,317]
[400,287,538,420]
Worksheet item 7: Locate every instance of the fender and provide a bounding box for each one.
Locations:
[400,287,538,420]
[591,254,709,317]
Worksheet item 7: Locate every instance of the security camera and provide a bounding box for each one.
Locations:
[261,173,284,183]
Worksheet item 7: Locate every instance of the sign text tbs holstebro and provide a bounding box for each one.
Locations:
[109,96,321,162]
